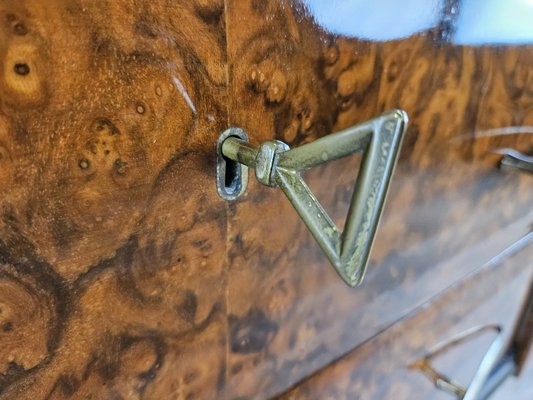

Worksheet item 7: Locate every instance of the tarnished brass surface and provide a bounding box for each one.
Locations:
[220,110,407,287]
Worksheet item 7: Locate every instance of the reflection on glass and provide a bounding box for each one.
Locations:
[455,0,533,44]
[304,0,533,44]
[304,0,441,40]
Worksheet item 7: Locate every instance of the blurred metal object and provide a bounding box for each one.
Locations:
[411,279,533,399]
[495,148,533,175]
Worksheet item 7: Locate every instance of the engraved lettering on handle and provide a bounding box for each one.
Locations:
[216,110,408,287]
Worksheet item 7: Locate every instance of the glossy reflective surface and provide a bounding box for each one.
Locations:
[280,244,533,400]
[0,0,532,399]
[224,1,533,397]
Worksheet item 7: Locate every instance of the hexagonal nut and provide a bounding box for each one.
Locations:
[255,140,289,187]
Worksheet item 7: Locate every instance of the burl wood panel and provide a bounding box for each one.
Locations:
[224,0,533,398]
[0,0,532,399]
[0,0,230,398]
[279,242,533,400]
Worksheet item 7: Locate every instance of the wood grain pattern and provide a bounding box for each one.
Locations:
[223,1,533,398]
[278,243,533,400]
[0,0,531,399]
[0,1,229,398]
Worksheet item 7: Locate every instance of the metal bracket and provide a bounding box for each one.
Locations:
[216,110,408,287]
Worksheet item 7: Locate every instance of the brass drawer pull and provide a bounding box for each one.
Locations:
[216,110,408,287]
[411,325,507,400]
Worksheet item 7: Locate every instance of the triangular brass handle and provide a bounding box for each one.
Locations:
[217,110,408,287]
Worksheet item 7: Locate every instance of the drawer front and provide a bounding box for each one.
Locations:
[279,241,533,400]
[223,1,533,398]
[0,1,532,399]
